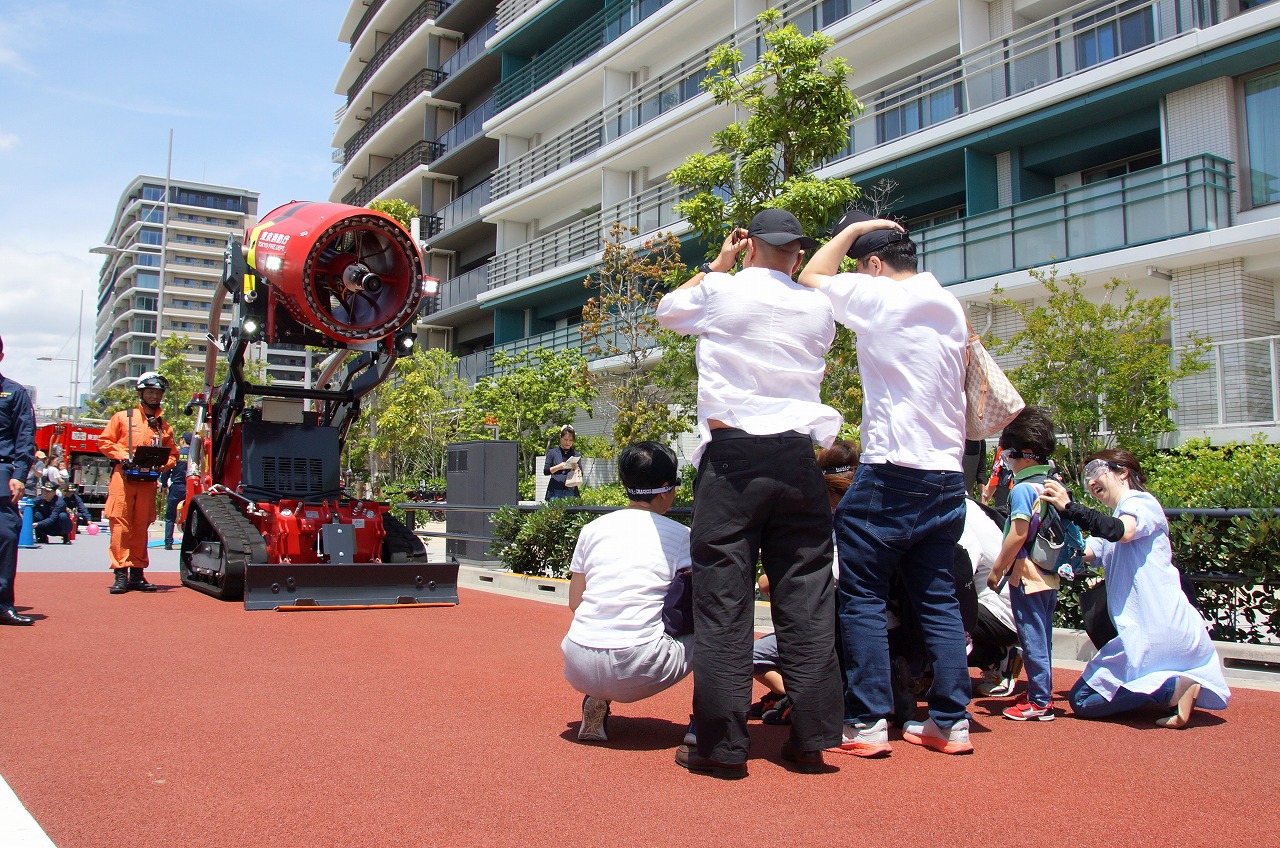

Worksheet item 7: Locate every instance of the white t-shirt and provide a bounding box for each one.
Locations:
[656,266,842,467]
[819,270,966,472]
[962,499,1013,633]
[566,509,692,649]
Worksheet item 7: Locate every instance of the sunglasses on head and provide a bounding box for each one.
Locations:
[1001,448,1044,461]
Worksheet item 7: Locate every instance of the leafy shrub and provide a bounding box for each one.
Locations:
[492,471,696,578]
[490,501,593,578]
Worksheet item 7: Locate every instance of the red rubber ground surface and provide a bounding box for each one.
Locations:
[2,572,1276,847]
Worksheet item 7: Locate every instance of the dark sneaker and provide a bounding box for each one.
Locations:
[747,691,783,720]
[760,694,793,725]
[578,695,610,742]
[675,745,747,779]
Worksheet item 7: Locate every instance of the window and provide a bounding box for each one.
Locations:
[1081,150,1161,184]
[1073,0,1155,69]
[875,71,963,144]
[138,229,163,245]
[1243,68,1280,207]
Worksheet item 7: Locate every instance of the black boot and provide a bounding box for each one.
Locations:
[127,567,159,592]
[110,569,130,594]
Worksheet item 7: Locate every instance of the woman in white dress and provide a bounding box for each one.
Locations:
[1042,449,1229,729]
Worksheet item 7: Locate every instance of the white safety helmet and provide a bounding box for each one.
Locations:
[136,371,169,392]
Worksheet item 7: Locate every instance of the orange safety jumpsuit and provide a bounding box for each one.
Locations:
[98,406,177,572]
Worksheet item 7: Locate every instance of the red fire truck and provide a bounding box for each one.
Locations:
[34,419,111,521]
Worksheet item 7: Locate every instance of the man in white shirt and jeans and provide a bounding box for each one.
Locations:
[798,210,973,756]
[656,209,844,778]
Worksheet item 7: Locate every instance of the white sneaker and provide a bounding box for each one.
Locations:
[578,696,610,742]
[828,718,891,758]
[903,717,974,754]
[977,646,1022,697]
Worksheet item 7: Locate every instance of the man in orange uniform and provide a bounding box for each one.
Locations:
[98,372,177,594]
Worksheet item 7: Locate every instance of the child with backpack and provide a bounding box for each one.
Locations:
[984,407,1073,721]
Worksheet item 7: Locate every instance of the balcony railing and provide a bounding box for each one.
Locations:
[492,0,869,199]
[343,69,446,165]
[439,179,492,234]
[496,0,540,32]
[494,0,674,113]
[350,0,387,47]
[832,0,1214,164]
[488,181,684,291]
[1175,334,1280,431]
[347,0,450,104]
[916,154,1232,284]
[342,139,445,207]
[440,17,497,79]
[456,348,493,384]
[435,97,495,154]
[437,263,491,313]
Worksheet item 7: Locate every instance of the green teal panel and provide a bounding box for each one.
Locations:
[964,150,999,215]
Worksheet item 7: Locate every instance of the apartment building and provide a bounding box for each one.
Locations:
[331,0,1280,444]
[91,177,313,394]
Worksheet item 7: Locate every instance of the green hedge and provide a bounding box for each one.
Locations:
[491,468,695,579]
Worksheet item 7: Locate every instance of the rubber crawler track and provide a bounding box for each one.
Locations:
[179,493,268,601]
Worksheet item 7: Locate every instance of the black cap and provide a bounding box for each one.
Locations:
[41,482,56,492]
[834,209,909,261]
[182,432,194,444]
[747,209,818,251]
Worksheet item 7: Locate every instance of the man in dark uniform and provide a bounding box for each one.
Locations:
[160,431,191,549]
[32,482,73,544]
[63,482,92,526]
[0,335,37,625]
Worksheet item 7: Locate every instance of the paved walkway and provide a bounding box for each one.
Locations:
[3,528,1277,847]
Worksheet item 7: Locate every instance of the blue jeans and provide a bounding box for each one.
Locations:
[835,463,969,727]
[1070,676,1176,719]
[1010,582,1057,706]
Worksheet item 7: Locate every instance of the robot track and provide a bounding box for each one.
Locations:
[179,493,267,601]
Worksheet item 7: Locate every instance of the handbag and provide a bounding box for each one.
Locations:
[662,568,694,636]
[1079,580,1117,649]
[964,324,1025,440]
[565,462,583,489]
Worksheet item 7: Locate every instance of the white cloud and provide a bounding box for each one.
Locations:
[0,131,18,152]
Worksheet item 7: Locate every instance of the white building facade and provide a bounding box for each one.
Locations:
[331,0,1280,444]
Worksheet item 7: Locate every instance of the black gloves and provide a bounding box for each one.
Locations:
[1063,500,1126,542]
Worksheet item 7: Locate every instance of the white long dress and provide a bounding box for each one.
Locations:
[1081,490,1230,710]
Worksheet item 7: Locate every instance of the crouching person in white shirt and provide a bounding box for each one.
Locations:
[562,441,693,743]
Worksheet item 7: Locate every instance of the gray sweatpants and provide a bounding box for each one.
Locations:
[562,633,694,703]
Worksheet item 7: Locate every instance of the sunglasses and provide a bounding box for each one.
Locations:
[1001,448,1045,462]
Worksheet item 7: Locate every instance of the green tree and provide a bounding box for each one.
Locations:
[579,223,696,445]
[458,348,595,475]
[668,8,862,244]
[369,348,469,482]
[367,198,419,230]
[84,335,200,433]
[992,268,1211,475]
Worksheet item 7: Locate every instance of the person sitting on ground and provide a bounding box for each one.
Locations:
[562,441,693,743]
[985,407,1066,722]
[1040,449,1230,728]
[32,483,73,544]
[748,439,860,726]
[63,483,93,528]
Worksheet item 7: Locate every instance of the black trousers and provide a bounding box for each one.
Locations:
[969,604,1018,670]
[690,431,842,763]
[0,465,20,609]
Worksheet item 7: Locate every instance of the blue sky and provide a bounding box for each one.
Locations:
[0,0,350,408]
